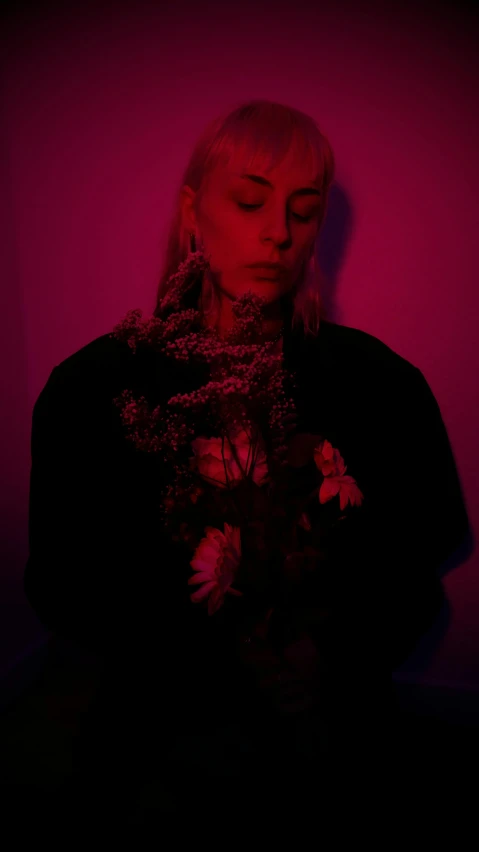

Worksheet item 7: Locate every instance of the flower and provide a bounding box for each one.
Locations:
[314,439,364,510]
[112,252,366,632]
[319,475,364,510]
[190,426,269,489]
[188,523,243,615]
[313,439,346,477]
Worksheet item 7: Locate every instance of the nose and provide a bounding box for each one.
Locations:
[261,212,292,249]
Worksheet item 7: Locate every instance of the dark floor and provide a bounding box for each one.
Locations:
[1,636,479,840]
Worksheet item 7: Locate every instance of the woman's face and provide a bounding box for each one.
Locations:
[181,149,323,308]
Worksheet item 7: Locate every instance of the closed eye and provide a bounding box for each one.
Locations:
[237,203,313,223]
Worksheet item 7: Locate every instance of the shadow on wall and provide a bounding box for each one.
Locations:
[316,182,355,325]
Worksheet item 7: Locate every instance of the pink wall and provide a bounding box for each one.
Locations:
[1,0,477,688]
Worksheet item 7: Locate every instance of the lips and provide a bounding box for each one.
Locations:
[248,265,287,277]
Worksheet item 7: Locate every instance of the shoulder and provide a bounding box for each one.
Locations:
[51,332,135,384]
[318,320,417,374]
[317,321,449,446]
[316,319,426,394]
[310,320,440,430]
[33,332,143,420]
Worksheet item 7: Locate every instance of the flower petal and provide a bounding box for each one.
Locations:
[337,477,364,510]
[191,436,223,456]
[205,526,226,541]
[187,572,215,586]
[319,477,340,504]
[190,582,216,603]
[252,460,270,486]
[193,542,221,564]
[226,586,243,597]
[207,587,224,615]
[190,555,217,571]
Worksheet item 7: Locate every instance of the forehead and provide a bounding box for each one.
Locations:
[212,141,321,190]
[214,163,320,193]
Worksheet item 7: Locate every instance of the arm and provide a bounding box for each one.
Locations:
[24,361,176,658]
[388,366,470,670]
[317,362,470,678]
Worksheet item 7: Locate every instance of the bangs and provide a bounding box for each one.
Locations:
[202,101,328,190]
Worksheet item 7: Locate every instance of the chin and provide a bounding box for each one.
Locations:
[253,284,292,303]
[247,281,286,297]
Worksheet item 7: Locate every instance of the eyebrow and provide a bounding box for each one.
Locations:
[239,173,321,197]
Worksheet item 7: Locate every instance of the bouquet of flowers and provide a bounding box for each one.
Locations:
[111,248,364,714]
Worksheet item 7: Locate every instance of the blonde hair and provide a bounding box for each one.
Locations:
[153,99,335,336]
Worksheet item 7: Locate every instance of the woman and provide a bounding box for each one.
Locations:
[24,100,469,827]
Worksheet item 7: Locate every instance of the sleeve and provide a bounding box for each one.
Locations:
[325,361,471,680]
[388,365,470,670]
[398,366,469,569]
[23,363,177,659]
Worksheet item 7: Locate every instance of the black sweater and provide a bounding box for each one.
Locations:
[24,317,470,715]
